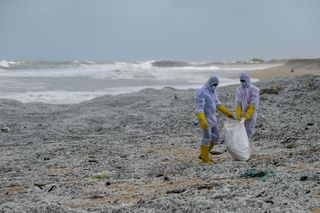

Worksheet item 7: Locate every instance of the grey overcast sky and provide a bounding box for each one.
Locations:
[0,0,320,61]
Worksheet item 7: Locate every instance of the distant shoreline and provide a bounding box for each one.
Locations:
[223,59,320,80]
[249,65,320,80]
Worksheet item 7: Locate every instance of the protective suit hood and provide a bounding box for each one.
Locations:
[240,73,251,84]
[205,76,220,87]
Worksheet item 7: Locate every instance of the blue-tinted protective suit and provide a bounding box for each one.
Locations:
[195,76,222,145]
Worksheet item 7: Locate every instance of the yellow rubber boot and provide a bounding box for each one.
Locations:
[200,145,214,164]
[199,143,215,163]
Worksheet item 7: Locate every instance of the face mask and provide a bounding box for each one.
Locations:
[210,85,217,93]
[241,81,247,88]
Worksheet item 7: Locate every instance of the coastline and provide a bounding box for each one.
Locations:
[249,65,320,80]
[249,59,320,80]
[0,59,320,212]
[0,74,319,212]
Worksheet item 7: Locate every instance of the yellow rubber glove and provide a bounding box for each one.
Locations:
[217,105,233,118]
[244,104,255,121]
[236,105,242,121]
[196,112,208,129]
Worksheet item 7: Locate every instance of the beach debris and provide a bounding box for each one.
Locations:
[136,199,145,207]
[264,198,274,204]
[164,176,170,181]
[304,123,314,130]
[105,181,111,186]
[90,194,105,199]
[91,171,109,180]
[197,182,219,190]
[34,183,45,190]
[1,127,10,132]
[166,188,186,194]
[239,168,275,181]
[300,176,308,181]
[260,85,282,95]
[2,167,12,173]
[95,127,103,132]
[255,190,265,198]
[34,183,57,192]
[280,137,297,144]
[48,185,57,192]
[286,144,295,149]
[210,150,225,155]
[197,185,213,190]
[273,160,280,166]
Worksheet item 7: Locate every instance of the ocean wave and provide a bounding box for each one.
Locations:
[0,60,156,71]
[0,60,100,70]
[0,60,220,80]
[0,78,241,104]
[0,60,264,85]
[0,60,24,68]
[0,91,106,104]
[0,60,222,71]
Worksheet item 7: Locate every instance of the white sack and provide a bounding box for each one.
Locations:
[224,119,251,161]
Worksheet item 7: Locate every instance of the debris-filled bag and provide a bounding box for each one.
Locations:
[224,119,251,161]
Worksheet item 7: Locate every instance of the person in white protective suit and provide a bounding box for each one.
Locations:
[195,76,234,164]
[235,73,260,137]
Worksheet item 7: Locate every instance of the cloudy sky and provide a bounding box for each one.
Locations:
[0,0,319,61]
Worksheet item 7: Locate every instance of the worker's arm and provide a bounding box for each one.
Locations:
[195,93,208,129]
[196,112,208,129]
[244,104,255,120]
[217,104,234,119]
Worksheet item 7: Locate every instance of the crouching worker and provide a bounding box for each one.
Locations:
[235,73,260,137]
[195,76,234,164]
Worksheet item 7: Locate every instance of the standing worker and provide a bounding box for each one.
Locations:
[195,76,234,164]
[235,73,260,136]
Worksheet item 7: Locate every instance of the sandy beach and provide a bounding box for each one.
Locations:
[249,59,320,80]
[0,60,320,212]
